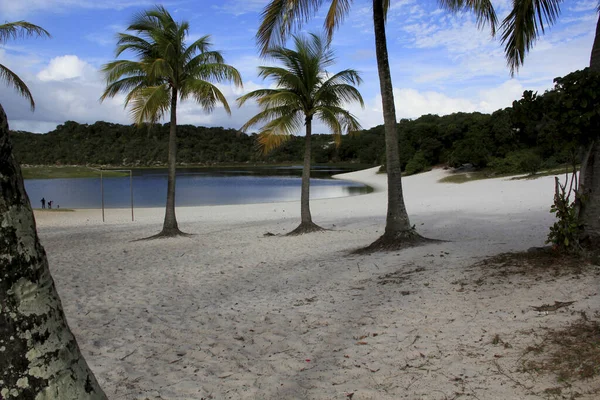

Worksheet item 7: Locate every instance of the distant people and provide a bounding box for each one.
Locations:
[41,197,45,209]
[48,200,53,209]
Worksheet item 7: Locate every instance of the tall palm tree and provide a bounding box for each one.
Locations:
[0,23,107,398]
[499,0,600,246]
[257,0,496,250]
[238,33,364,235]
[0,21,50,110]
[101,6,242,238]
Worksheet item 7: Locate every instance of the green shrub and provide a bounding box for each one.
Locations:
[518,151,542,175]
[547,173,582,253]
[404,151,429,175]
[488,149,542,175]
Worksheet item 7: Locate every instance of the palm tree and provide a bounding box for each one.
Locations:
[499,0,600,246]
[257,0,497,250]
[0,21,50,110]
[0,23,107,398]
[238,33,364,235]
[101,6,242,238]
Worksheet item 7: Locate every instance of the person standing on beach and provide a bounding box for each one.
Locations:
[41,197,45,208]
[48,200,52,209]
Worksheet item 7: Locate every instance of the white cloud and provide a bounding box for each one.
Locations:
[570,0,598,12]
[0,52,268,135]
[37,55,96,81]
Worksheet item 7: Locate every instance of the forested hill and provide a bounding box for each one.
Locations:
[10,68,599,175]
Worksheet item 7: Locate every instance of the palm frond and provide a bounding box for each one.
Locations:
[102,6,241,126]
[186,50,225,68]
[257,91,303,108]
[129,85,171,125]
[237,88,281,106]
[324,0,352,42]
[315,105,362,136]
[257,129,293,154]
[241,32,362,154]
[257,0,325,55]
[316,83,364,107]
[180,79,233,114]
[438,0,498,35]
[256,112,305,153]
[315,106,343,138]
[500,0,562,75]
[189,62,243,87]
[0,63,35,110]
[0,21,50,43]
[183,35,212,60]
[240,105,300,132]
[100,60,145,84]
[321,68,362,86]
[101,76,147,102]
[115,33,154,58]
[146,58,174,82]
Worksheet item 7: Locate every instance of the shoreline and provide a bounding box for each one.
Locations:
[33,166,385,228]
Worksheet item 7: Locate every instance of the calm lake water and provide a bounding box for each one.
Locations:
[24,166,371,209]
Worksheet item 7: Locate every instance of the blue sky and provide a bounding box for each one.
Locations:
[0,0,596,134]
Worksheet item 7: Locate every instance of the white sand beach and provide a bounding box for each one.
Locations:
[33,167,600,399]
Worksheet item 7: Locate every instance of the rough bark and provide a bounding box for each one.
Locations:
[578,141,600,246]
[287,116,324,236]
[363,0,429,251]
[151,87,186,238]
[578,13,600,246]
[0,104,107,399]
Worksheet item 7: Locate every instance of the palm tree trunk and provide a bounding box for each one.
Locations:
[301,116,313,225]
[372,0,414,241]
[578,13,600,246]
[287,116,323,235]
[160,87,181,235]
[0,104,107,399]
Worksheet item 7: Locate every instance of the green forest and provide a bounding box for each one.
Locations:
[11,68,599,176]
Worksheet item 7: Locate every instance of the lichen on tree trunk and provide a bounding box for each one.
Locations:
[0,104,107,399]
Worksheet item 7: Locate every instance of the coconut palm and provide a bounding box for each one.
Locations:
[0,23,107,398]
[257,0,497,250]
[0,21,50,110]
[238,33,363,235]
[499,0,600,246]
[101,6,242,238]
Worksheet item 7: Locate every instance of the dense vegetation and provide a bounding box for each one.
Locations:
[11,68,599,176]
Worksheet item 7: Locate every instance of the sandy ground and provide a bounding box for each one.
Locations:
[33,167,600,399]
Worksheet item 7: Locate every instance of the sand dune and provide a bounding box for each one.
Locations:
[34,167,600,399]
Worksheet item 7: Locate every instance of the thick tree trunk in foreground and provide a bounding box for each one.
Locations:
[156,88,185,237]
[288,116,323,235]
[578,140,600,246]
[362,0,428,251]
[0,104,106,399]
[578,13,600,246]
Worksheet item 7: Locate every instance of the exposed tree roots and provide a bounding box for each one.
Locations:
[286,221,326,236]
[354,229,441,254]
[138,227,193,241]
